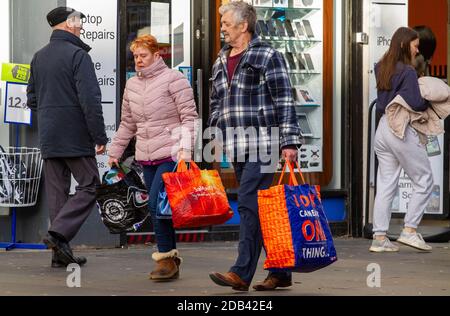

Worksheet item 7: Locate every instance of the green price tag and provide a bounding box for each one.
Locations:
[1,63,31,84]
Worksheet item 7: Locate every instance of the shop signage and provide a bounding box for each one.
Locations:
[393,152,444,215]
[2,63,31,125]
[1,63,30,84]
[3,82,31,126]
[369,1,408,103]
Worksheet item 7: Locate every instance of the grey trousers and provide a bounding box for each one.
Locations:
[43,157,100,242]
[372,116,434,236]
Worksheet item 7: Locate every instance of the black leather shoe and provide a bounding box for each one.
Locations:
[43,234,78,266]
[51,249,87,268]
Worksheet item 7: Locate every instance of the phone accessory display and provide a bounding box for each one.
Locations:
[294,21,306,38]
[302,20,315,38]
[275,19,288,37]
[256,20,270,37]
[303,53,315,70]
[284,52,298,70]
[297,113,314,137]
[296,53,307,70]
[247,2,324,174]
[284,19,296,38]
[266,20,279,37]
[295,88,317,106]
[273,0,289,8]
[293,0,316,7]
[253,0,274,7]
[298,145,322,172]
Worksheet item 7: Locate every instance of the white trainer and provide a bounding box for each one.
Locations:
[369,237,400,253]
[397,231,432,252]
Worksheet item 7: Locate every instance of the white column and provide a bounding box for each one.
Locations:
[0,0,10,216]
[0,0,10,146]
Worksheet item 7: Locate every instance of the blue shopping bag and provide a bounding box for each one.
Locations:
[258,161,337,273]
[156,164,178,220]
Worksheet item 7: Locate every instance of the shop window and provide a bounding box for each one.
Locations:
[126,0,172,77]
[125,0,192,81]
[213,0,339,189]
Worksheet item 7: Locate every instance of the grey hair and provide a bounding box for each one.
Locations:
[219,1,256,34]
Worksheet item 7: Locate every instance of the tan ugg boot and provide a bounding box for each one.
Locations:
[149,250,182,281]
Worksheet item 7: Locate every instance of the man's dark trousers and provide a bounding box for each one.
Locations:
[229,161,291,284]
[44,157,100,242]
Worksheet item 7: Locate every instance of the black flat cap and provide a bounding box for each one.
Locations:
[47,7,86,27]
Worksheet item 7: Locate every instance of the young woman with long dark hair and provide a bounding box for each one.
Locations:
[370,27,433,253]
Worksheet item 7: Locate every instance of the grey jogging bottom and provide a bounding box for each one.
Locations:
[372,116,434,236]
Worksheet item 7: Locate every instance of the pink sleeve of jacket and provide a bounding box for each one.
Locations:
[108,88,137,159]
[169,72,198,152]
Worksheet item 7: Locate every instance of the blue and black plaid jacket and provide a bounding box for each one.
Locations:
[208,35,302,159]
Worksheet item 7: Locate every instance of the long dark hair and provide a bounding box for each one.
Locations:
[377,27,419,91]
[413,25,436,62]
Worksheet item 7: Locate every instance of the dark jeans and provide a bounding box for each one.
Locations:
[229,161,292,284]
[44,157,100,242]
[143,162,177,253]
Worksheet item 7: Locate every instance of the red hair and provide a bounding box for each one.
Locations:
[130,35,159,54]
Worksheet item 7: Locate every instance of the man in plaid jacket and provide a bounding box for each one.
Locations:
[208,1,303,292]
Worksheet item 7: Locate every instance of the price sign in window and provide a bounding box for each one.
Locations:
[4,82,31,126]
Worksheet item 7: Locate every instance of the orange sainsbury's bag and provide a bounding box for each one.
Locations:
[161,160,233,229]
[258,161,337,273]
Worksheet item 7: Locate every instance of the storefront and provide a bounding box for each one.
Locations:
[1,0,448,247]
[0,0,217,247]
[120,0,351,245]
[0,0,358,247]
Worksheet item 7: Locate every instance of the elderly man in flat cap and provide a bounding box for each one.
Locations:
[27,7,108,268]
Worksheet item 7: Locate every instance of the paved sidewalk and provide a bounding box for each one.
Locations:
[0,238,449,296]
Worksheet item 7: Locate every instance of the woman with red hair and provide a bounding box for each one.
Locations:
[108,34,198,281]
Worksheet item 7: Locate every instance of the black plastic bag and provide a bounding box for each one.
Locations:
[96,166,149,234]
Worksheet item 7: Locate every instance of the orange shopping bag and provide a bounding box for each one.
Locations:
[161,160,233,229]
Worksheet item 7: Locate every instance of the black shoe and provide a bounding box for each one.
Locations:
[51,249,87,268]
[43,234,78,266]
